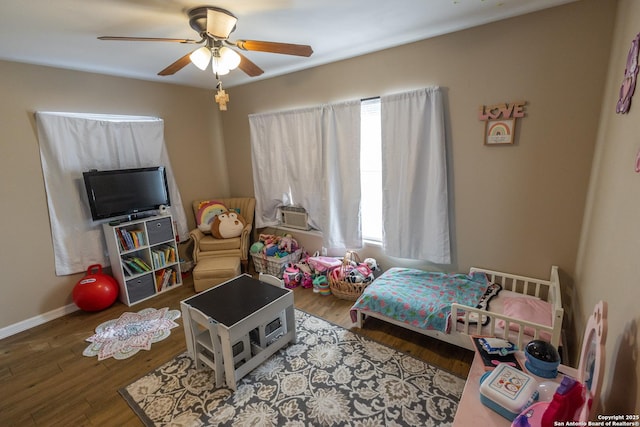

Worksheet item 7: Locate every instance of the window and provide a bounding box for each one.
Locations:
[360,98,382,241]
[250,88,448,260]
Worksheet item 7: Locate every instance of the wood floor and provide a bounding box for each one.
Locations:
[0,273,473,426]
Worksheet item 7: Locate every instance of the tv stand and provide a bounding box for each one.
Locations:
[103,214,182,306]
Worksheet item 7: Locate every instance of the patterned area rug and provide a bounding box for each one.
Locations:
[83,307,181,361]
[119,310,464,426]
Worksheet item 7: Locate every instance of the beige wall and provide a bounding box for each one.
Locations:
[575,0,640,415]
[0,61,227,331]
[222,0,615,283]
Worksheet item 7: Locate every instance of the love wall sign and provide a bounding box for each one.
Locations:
[478,101,527,145]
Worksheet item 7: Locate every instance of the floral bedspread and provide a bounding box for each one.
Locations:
[350,267,489,332]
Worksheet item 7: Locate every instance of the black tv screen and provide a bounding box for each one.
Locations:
[83,167,170,221]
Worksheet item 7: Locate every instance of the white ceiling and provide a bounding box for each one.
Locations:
[0,0,577,89]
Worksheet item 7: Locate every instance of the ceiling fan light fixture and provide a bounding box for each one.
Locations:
[212,56,230,76]
[207,8,237,40]
[219,47,241,70]
[190,46,211,70]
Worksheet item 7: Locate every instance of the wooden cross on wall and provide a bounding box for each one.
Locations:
[215,87,229,111]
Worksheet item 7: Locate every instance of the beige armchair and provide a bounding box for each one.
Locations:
[189,197,255,272]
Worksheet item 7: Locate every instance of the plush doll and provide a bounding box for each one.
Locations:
[364,257,379,271]
[196,200,227,233]
[346,264,374,283]
[211,210,246,239]
[346,269,364,283]
[278,234,298,253]
[300,272,313,289]
[250,242,264,254]
[264,245,279,257]
[295,260,314,288]
[259,234,277,246]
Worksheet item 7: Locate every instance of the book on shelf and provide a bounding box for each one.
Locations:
[155,269,164,291]
[123,257,150,273]
[117,228,146,251]
[151,246,176,268]
[123,229,135,250]
[116,229,128,251]
[162,269,173,289]
[121,260,134,276]
[155,268,173,291]
[132,257,151,271]
[124,258,145,274]
[471,336,523,371]
[151,250,164,269]
[130,229,144,247]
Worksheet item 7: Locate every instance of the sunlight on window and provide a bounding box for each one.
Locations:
[360,98,382,241]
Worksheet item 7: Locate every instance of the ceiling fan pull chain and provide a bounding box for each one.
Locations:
[215,80,230,111]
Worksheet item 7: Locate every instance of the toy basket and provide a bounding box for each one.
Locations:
[328,251,370,301]
[251,248,303,278]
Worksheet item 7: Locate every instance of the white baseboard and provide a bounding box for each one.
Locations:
[0,303,79,340]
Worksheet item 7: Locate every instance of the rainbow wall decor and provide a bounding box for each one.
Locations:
[486,120,514,145]
[478,100,526,145]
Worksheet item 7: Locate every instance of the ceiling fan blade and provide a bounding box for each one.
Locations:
[98,36,200,44]
[158,52,193,76]
[234,40,313,57]
[236,52,264,77]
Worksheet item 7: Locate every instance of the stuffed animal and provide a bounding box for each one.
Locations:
[295,261,314,288]
[250,242,265,254]
[196,200,228,233]
[364,257,379,271]
[211,210,246,239]
[278,234,298,253]
[300,272,313,288]
[259,234,277,247]
[346,264,374,283]
[265,245,279,257]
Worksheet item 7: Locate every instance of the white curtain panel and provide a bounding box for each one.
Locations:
[322,101,362,249]
[381,87,451,264]
[249,107,323,229]
[35,112,188,276]
[249,102,362,250]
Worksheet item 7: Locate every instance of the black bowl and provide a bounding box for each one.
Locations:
[525,340,561,378]
[525,340,560,363]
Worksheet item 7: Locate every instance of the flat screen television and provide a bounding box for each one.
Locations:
[83,166,170,221]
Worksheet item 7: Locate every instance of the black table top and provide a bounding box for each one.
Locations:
[183,274,290,326]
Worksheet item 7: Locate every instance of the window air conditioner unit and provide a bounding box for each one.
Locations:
[281,206,309,230]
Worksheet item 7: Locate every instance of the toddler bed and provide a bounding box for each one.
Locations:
[350,265,563,352]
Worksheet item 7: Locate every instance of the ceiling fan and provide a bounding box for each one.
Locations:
[98,5,313,78]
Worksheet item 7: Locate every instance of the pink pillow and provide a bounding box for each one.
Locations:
[497,297,552,341]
